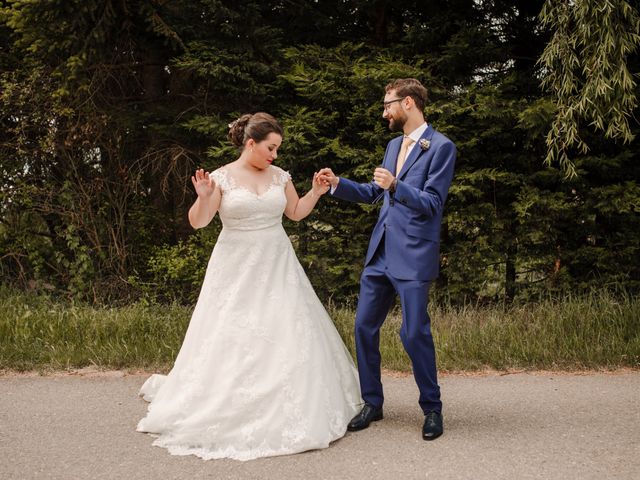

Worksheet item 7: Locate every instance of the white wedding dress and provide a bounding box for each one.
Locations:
[137,165,362,461]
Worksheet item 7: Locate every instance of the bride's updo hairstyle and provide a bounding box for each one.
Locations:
[228,112,284,149]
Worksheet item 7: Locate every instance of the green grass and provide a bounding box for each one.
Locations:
[0,290,191,371]
[1,288,638,372]
[378,292,640,371]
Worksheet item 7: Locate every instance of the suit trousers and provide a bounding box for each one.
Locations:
[354,237,442,414]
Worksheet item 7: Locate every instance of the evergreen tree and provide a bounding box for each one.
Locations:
[1,0,638,304]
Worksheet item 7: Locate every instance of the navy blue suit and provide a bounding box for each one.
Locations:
[332,124,456,413]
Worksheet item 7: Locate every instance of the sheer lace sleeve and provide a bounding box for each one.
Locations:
[272,166,291,187]
[210,169,230,192]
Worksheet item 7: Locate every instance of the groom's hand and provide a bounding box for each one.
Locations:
[317,168,339,188]
[373,167,395,190]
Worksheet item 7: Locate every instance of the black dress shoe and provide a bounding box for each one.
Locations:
[422,411,443,440]
[347,404,383,431]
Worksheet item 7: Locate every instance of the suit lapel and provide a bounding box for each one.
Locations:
[397,124,435,180]
[385,136,403,172]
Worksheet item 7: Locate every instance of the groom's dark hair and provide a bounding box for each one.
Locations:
[385,78,428,111]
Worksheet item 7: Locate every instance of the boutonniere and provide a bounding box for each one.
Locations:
[419,139,431,151]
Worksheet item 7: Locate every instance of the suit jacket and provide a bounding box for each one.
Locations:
[333,124,456,281]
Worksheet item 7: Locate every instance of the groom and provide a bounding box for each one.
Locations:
[318,78,456,440]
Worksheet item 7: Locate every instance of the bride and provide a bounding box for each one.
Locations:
[137,112,362,461]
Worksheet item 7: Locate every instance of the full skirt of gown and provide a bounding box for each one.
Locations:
[136,166,362,461]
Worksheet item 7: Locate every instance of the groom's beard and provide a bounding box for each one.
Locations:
[389,114,407,132]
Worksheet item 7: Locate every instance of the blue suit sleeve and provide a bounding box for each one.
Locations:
[393,141,456,216]
[332,176,384,204]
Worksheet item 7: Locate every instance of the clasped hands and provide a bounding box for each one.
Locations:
[315,167,396,191]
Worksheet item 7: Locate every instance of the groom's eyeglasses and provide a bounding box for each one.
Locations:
[383,97,405,111]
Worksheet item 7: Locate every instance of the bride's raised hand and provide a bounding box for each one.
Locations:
[191,169,216,198]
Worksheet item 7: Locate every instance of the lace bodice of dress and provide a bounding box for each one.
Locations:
[210,166,291,231]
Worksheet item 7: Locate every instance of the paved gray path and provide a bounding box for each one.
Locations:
[1,370,639,480]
